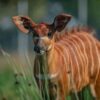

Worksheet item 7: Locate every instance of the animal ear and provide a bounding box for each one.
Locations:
[12,16,36,34]
[52,13,72,32]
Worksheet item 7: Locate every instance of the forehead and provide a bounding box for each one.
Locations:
[34,23,49,36]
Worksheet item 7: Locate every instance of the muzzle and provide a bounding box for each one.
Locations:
[34,45,45,54]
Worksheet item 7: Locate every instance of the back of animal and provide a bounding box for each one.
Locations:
[54,31,100,94]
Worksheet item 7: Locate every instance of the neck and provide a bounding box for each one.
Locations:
[47,42,60,75]
[46,41,55,60]
[35,42,59,80]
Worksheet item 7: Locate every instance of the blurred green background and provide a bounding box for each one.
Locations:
[0,0,100,52]
[0,0,100,100]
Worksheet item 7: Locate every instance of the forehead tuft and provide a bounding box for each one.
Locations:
[39,22,47,27]
[34,22,48,36]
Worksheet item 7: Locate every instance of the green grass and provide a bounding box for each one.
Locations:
[0,66,42,100]
[0,49,42,100]
[0,50,94,100]
[0,66,94,100]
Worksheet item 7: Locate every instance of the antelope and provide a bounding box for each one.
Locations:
[12,13,100,100]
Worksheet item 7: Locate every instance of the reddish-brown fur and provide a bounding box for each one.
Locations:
[12,14,100,100]
[42,30,100,99]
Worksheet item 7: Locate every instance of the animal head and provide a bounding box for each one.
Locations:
[12,13,72,54]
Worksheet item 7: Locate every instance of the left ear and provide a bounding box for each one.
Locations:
[53,13,72,32]
[12,16,36,34]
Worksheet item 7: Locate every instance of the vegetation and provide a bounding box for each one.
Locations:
[0,0,100,99]
[0,50,94,100]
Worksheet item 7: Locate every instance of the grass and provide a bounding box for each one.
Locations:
[0,48,42,100]
[0,49,94,100]
[0,65,42,100]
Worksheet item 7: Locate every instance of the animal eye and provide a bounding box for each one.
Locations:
[33,32,39,38]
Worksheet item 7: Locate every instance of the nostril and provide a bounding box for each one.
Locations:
[34,46,40,53]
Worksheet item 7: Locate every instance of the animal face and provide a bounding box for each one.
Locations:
[32,24,52,54]
[12,13,72,54]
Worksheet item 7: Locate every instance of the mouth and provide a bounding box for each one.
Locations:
[34,50,45,55]
[34,46,45,55]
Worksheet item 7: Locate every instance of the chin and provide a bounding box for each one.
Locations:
[34,50,45,55]
[40,50,45,55]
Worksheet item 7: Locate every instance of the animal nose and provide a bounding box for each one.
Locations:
[34,45,40,53]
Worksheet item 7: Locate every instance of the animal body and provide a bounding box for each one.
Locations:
[12,13,100,100]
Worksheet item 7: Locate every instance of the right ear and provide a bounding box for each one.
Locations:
[12,16,36,34]
[49,13,72,32]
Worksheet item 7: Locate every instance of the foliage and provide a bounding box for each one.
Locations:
[0,51,94,100]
